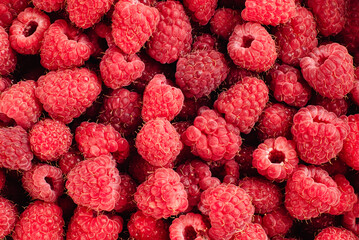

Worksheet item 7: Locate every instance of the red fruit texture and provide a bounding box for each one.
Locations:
[112,0,160,54]
[175,49,229,99]
[177,96,212,120]
[0,126,33,171]
[339,114,359,170]
[134,168,188,219]
[40,19,94,70]
[0,76,11,93]
[261,207,293,238]
[0,26,16,76]
[228,22,277,72]
[32,0,64,12]
[284,165,341,220]
[320,158,348,176]
[169,212,209,239]
[67,206,123,240]
[114,173,137,213]
[220,65,253,92]
[12,201,64,240]
[208,159,240,185]
[275,6,318,66]
[183,0,217,25]
[198,183,255,240]
[128,210,170,240]
[192,33,217,51]
[136,118,182,167]
[300,213,336,238]
[66,155,121,212]
[235,145,257,177]
[22,164,64,202]
[338,0,359,53]
[210,8,242,39]
[0,169,4,190]
[311,95,348,117]
[142,74,184,122]
[35,68,102,124]
[0,80,42,129]
[146,1,192,64]
[343,200,359,235]
[315,227,358,240]
[214,76,269,134]
[58,150,82,175]
[0,0,28,28]
[29,119,72,161]
[350,69,359,106]
[291,105,349,165]
[300,43,354,99]
[0,196,17,239]
[232,223,268,240]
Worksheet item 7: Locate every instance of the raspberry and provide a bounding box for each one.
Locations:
[231,223,268,240]
[214,77,269,134]
[177,96,212,121]
[269,64,312,107]
[112,0,160,54]
[339,114,359,170]
[175,49,229,99]
[58,150,82,175]
[260,207,293,238]
[338,0,359,53]
[192,33,217,51]
[35,68,102,124]
[235,145,257,177]
[350,69,359,106]
[136,118,182,167]
[0,26,16,76]
[128,210,170,240]
[169,213,210,239]
[22,164,64,202]
[114,173,137,213]
[40,19,94,70]
[29,119,72,161]
[12,201,64,240]
[300,43,354,99]
[284,165,341,220]
[311,94,349,117]
[134,168,188,219]
[0,196,17,239]
[198,183,255,240]
[320,158,348,176]
[67,206,123,239]
[220,65,253,90]
[142,74,184,122]
[9,7,50,55]
[228,22,277,72]
[183,0,217,25]
[210,8,242,39]
[146,1,192,64]
[343,200,359,235]
[66,155,121,212]
[300,213,336,238]
[0,80,42,129]
[32,0,64,12]
[275,6,318,66]
[208,159,240,185]
[0,76,11,93]
[0,3,14,28]
[315,227,358,240]
[0,169,5,190]
[239,177,283,214]
[0,126,33,171]
[291,105,349,165]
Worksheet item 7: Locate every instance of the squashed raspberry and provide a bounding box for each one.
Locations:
[0,26,16,76]
[0,196,17,239]
[210,8,242,39]
[169,213,210,239]
[315,227,358,240]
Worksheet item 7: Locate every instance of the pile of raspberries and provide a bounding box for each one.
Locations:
[1,0,359,239]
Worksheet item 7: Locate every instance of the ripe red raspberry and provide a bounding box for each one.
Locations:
[210,8,242,39]
[112,0,159,54]
[208,159,240,185]
[66,155,121,212]
[22,164,64,202]
[32,0,64,12]
[275,6,318,66]
[311,94,348,117]
[0,0,28,28]
[284,165,341,220]
[260,207,293,238]
[169,213,210,239]
[134,168,188,219]
[192,33,217,51]
[9,7,50,55]
[136,118,182,167]
[0,80,42,129]
[253,137,298,181]
[235,145,257,177]
[128,210,170,240]
[339,114,359,170]
[0,26,16,76]
[0,76,11,93]
[343,200,359,235]
[350,69,359,106]
[232,223,268,240]
[58,150,82,175]
[239,177,283,214]
[0,196,17,239]
[198,183,255,240]
[228,22,277,72]
[320,158,348,176]
[338,0,359,54]
[220,65,253,90]
[0,126,33,171]
[291,105,349,165]
[214,77,269,134]
[114,173,137,213]
[269,64,312,107]
[315,227,358,240]
[67,206,123,240]
[177,96,212,121]
[40,19,94,70]
[300,43,354,99]
[12,201,64,240]
[35,68,102,124]
[183,0,217,25]
[175,49,229,99]
[146,1,192,64]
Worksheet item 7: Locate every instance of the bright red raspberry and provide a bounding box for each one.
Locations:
[192,33,217,51]
[315,227,358,240]
[291,105,349,165]
[147,1,192,64]
[284,165,341,220]
[0,196,17,239]
[343,200,359,235]
[0,80,42,129]
[128,210,170,240]
[134,168,188,219]
[169,213,210,239]
[9,7,50,55]
[40,19,94,70]
[300,43,354,99]
[183,0,217,25]
[67,206,123,239]
[338,0,359,53]
[214,76,269,134]
[261,207,293,238]
[58,149,82,175]
[66,155,121,212]
[311,94,348,117]
[275,6,318,66]
[32,0,64,12]
[114,173,137,213]
[0,26,16,76]
[22,164,64,202]
[35,68,102,124]
[175,49,229,99]
[232,223,268,240]
[0,126,33,171]
[339,114,359,170]
[198,183,255,240]
[228,22,277,72]
[210,8,242,39]
[12,201,64,240]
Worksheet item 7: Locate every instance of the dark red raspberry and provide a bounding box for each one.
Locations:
[232,223,268,240]
[177,96,212,121]
[208,159,240,185]
[315,227,358,240]
[320,158,348,176]
[0,76,11,93]
[235,145,257,177]
[350,69,359,106]
[0,169,5,190]
[32,0,64,12]
[114,173,137,213]
[291,105,349,165]
[169,213,210,239]
[343,200,359,235]
[338,0,359,54]
[0,196,17,239]
[220,65,253,90]
[146,1,192,64]
[192,33,217,51]
[210,8,242,39]
[311,94,348,117]
[339,114,359,170]
[300,213,336,238]
[260,207,293,238]
[0,0,28,28]
[183,0,217,25]
[58,150,82,175]
[0,26,16,76]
